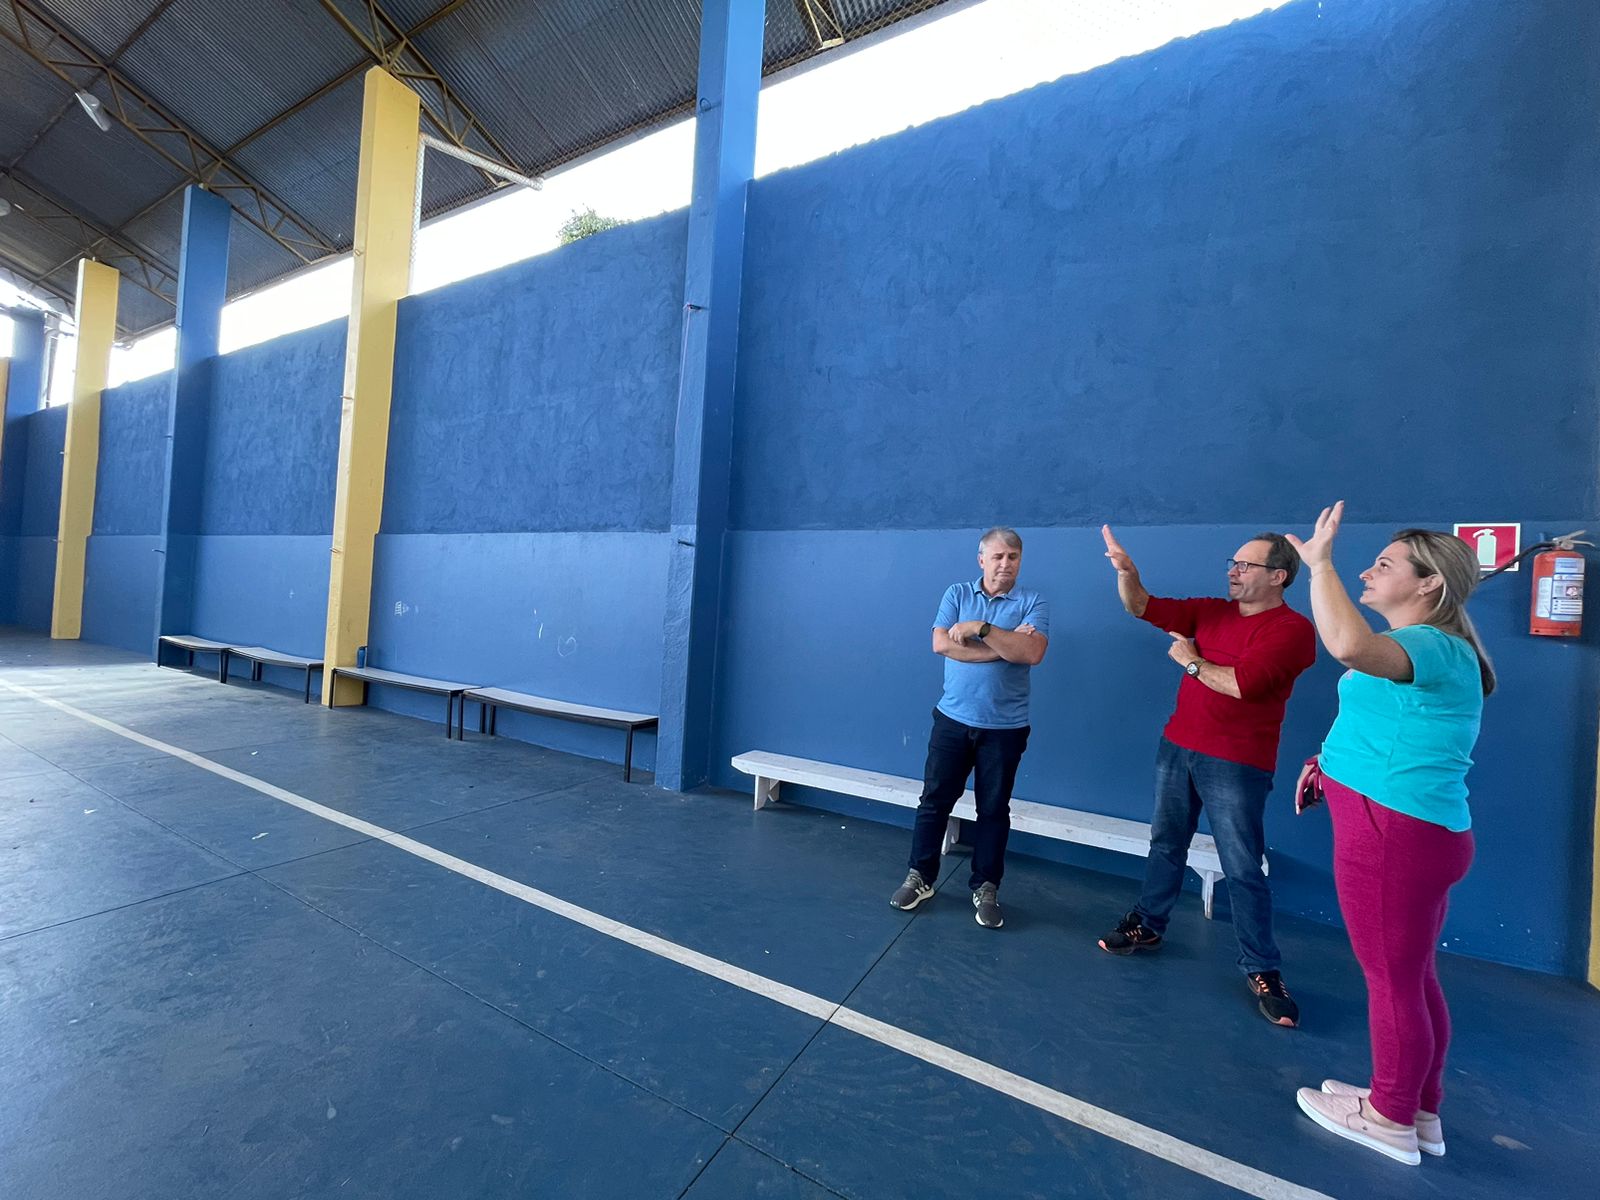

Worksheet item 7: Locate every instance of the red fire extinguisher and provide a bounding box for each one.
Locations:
[1529,532,1592,638]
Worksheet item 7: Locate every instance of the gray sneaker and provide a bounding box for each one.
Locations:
[973,882,1003,928]
[889,870,934,911]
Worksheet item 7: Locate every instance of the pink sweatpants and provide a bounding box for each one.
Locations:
[1323,774,1475,1124]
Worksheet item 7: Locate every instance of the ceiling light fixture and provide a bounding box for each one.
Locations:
[75,90,112,132]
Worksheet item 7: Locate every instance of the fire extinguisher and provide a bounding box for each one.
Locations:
[1529,532,1592,638]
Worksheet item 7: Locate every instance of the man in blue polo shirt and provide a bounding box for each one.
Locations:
[889,527,1049,929]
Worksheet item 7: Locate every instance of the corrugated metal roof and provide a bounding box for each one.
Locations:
[21,92,189,229]
[117,0,367,152]
[0,0,958,337]
[24,0,152,60]
[0,42,70,165]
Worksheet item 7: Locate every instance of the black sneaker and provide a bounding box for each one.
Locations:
[1247,970,1300,1027]
[889,870,934,911]
[1098,910,1163,955]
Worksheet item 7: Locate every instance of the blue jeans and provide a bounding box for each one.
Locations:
[908,707,1030,891]
[1135,738,1281,976]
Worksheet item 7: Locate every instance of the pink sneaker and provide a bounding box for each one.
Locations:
[1296,1087,1421,1165]
[1321,1079,1445,1156]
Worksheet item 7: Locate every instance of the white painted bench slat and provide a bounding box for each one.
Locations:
[159,635,231,652]
[229,645,321,669]
[732,750,1264,919]
[335,666,480,693]
[464,687,656,726]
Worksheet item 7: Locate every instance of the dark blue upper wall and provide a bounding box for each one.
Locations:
[19,406,66,537]
[383,213,686,535]
[731,0,1600,531]
[94,373,172,536]
[202,319,345,535]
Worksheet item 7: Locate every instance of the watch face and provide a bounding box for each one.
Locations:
[1186,661,1201,676]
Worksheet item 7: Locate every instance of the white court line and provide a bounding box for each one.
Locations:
[1,678,1333,1200]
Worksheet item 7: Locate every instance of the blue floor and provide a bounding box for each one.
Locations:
[1,628,1595,1199]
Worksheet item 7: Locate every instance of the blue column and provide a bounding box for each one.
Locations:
[657,0,765,791]
[0,309,45,624]
[154,186,231,651]
[0,309,46,531]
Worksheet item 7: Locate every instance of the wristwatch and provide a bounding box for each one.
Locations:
[1185,659,1203,677]
[977,622,993,639]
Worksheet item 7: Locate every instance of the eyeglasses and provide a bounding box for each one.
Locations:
[1226,559,1272,573]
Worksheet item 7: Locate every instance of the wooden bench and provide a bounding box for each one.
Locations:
[731,751,1266,919]
[328,665,480,739]
[226,645,324,703]
[156,635,231,683]
[458,687,658,782]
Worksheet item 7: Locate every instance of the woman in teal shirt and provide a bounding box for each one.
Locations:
[1287,502,1494,1167]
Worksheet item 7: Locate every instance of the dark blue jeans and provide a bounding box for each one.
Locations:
[909,707,1030,891]
[1135,737,1281,976]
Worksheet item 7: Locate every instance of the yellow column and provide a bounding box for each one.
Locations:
[1591,748,1600,988]
[323,68,420,704]
[52,260,120,640]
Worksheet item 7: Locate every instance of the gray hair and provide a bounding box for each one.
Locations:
[978,526,1023,553]
[1249,532,1302,588]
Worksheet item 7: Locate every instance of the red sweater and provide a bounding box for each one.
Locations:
[1141,596,1317,772]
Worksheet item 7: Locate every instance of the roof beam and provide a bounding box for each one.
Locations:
[314,0,524,187]
[0,263,72,316]
[2,0,341,265]
[25,0,487,332]
[1,173,177,311]
[0,0,180,182]
[794,1,847,48]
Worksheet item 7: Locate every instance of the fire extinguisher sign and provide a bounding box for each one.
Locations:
[1453,523,1522,573]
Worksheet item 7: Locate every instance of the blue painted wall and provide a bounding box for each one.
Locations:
[384,214,684,536]
[82,373,171,651]
[202,321,344,538]
[360,215,685,762]
[10,0,1595,977]
[709,0,1600,976]
[2,406,67,629]
[189,319,345,666]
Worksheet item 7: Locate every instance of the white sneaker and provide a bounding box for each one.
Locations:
[1321,1079,1445,1156]
[1296,1087,1421,1166]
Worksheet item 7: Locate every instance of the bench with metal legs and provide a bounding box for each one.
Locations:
[329,665,479,739]
[226,646,324,703]
[156,635,231,683]
[459,687,658,781]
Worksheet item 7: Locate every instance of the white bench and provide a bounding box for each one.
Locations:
[458,687,658,782]
[731,751,1265,919]
[329,665,481,739]
[156,634,231,682]
[227,645,323,703]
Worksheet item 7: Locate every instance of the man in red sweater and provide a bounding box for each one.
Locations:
[1097,525,1317,1027]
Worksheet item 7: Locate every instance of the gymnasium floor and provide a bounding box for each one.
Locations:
[0,628,1594,1200]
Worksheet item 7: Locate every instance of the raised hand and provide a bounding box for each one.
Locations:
[1284,501,1345,568]
[1101,524,1138,576]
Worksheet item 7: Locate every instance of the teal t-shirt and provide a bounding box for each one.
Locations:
[1318,624,1484,832]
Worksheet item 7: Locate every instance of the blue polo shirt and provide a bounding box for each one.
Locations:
[933,580,1049,729]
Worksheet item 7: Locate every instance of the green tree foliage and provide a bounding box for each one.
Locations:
[558,206,624,245]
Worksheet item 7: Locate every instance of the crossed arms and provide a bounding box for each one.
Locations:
[932,621,1048,666]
